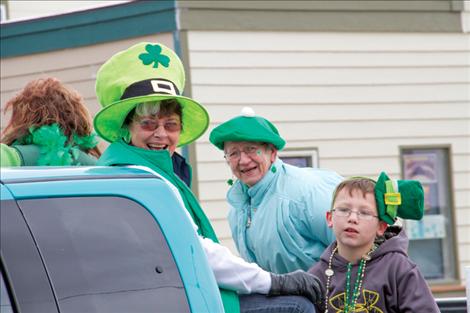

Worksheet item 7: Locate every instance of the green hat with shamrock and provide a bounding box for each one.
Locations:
[209,107,286,150]
[374,172,425,225]
[94,42,209,146]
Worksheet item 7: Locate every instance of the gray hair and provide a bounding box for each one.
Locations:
[124,99,183,130]
[134,101,161,118]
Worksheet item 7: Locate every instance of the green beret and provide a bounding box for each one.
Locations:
[209,107,286,150]
[374,172,425,225]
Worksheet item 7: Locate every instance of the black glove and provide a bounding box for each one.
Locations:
[268,270,325,305]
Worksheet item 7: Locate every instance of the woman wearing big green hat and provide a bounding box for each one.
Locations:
[94,42,324,313]
[209,108,343,274]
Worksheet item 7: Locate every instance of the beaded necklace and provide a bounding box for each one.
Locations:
[323,244,376,313]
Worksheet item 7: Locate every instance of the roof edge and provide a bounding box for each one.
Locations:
[0,0,177,58]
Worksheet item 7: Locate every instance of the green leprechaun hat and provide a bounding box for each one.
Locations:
[94,42,209,146]
[209,107,286,150]
[374,172,425,225]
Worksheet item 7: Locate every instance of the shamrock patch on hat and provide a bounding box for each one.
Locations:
[138,44,170,68]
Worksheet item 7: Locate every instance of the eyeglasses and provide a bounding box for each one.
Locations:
[224,145,263,162]
[332,207,378,221]
[136,118,181,132]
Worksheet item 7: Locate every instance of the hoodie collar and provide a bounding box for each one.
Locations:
[320,227,408,270]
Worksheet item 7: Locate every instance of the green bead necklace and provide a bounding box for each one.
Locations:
[344,259,366,312]
[324,244,377,313]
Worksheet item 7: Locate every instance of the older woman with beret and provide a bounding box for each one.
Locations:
[209,108,343,274]
[94,42,325,313]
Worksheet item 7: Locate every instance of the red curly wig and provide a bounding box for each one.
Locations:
[1,77,101,157]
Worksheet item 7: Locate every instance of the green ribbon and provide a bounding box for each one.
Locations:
[384,180,400,220]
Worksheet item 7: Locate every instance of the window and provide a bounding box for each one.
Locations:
[279,148,319,168]
[1,269,14,313]
[400,147,458,283]
[1,199,58,313]
[17,196,190,313]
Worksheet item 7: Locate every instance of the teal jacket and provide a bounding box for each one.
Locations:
[227,158,343,274]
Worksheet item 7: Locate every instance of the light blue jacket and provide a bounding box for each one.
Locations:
[227,158,343,274]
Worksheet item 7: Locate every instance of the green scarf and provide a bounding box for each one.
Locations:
[98,140,239,313]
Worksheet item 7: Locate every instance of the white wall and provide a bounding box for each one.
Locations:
[5,0,129,21]
[186,31,470,281]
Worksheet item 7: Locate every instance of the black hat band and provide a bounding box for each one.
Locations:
[120,78,180,100]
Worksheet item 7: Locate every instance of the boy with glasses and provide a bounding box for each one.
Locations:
[309,173,439,312]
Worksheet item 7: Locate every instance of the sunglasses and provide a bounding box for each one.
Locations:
[136,118,182,132]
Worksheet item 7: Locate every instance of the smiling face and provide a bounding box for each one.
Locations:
[127,100,182,155]
[327,186,387,262]
[224,141,277,187]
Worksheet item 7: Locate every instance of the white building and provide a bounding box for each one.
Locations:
[1,0,469,296]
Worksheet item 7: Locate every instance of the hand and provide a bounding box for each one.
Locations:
[268,270,325,304]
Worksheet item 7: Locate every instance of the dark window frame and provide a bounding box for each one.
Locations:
[399,145,459,284]
[1,259,16,313]
[0,199,59,313]
[279,147,319,168]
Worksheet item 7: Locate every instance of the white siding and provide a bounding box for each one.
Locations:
[6,1,130,21]
[186,31,470,264]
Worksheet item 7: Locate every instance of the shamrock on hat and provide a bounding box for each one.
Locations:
[374,172,425,225]
[209,107,286,150]
[94,42,209,147]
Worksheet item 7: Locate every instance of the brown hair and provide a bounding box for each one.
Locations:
[1,77,100,157]
[331,177,376,209]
